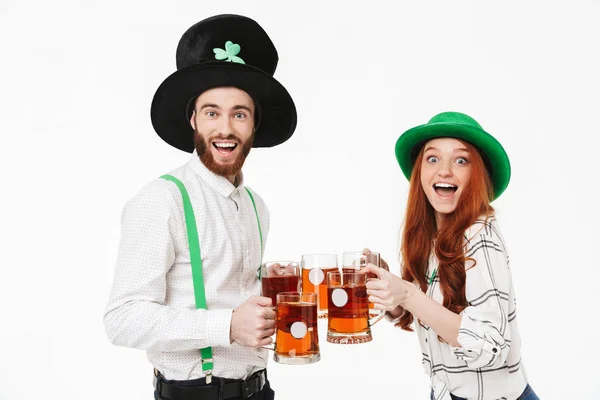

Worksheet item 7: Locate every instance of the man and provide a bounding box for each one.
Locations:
[104,14,297,400]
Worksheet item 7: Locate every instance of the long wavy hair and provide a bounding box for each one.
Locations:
[397,139,494,331]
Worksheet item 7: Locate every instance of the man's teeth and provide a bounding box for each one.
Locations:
[434,183,457,188]
[214,143,236,148]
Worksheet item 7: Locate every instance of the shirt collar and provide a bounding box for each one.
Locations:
[189,150,244,198]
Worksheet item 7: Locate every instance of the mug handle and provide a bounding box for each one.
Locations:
[262,305,277,351]
[369,308,385,326]
[364,273,385,326]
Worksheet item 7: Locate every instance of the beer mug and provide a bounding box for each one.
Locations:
[264,292,320,364]
[341,251,380,277]
[301,254,338,318]
[261,261,301,306]
[341,251,380,314]
[326,272,384,344]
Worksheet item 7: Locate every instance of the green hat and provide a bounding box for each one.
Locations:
[395,111,511,199]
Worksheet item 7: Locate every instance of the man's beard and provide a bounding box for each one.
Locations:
[194,131,254,178]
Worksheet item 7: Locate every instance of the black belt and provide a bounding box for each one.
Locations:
[154,369,267,400]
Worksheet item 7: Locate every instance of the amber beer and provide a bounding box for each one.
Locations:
[273,292,320,364]
[276,302,319,356]
[302,267,338,311]
[342,252,380,310]
[262,275,300,305]
[340,268,375,311]
[327,284,370,334]
[326,272,384,344]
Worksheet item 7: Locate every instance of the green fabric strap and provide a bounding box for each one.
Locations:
[160,175,264,375]
[160,174,213,373]
[244,187,264,279]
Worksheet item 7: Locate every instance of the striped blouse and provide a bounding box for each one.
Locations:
[417,216,529,400]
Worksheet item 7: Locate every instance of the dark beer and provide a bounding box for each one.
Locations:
[262,275,300,305]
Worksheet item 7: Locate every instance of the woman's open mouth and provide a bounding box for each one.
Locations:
[433,182,458,197]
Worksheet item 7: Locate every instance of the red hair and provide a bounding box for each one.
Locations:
[397,140,494,331]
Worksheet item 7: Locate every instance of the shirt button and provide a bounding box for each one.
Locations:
[425,338,428,342]
[492,347,498,353]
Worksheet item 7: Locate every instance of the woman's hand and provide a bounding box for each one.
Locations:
[363,264,462,346]
[361,263,416,311]
[362,248,389,271]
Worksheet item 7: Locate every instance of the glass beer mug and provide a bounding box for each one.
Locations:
[341,251,380,315]
[260,261,301,306]
[341,251,380,277]
[301,254,338,318]
[264,292,321,364]
[326,272,384,344]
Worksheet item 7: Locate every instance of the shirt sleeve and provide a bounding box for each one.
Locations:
[450,223,513,369]
[103,181,233,352]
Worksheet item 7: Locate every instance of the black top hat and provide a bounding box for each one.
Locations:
[151,14,297,152]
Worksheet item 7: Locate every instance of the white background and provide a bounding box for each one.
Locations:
[1,0,599,399]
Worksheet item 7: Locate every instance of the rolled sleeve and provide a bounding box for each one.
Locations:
[451,308,509,368]
[450,222,512,369]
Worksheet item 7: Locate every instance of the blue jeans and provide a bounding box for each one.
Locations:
[430,383,538,400]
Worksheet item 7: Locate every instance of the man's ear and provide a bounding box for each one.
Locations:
[189,110,196,130]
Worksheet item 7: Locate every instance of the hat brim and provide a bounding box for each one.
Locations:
[151,61,297,152]
[395,122,511,199]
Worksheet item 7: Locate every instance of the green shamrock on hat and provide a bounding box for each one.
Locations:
[213,41,245,64]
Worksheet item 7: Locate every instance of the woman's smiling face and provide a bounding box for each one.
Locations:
[420,138,473,223]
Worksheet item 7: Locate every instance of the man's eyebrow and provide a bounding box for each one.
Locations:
[233,105,253,113]
[198,104,253,113]
[199,103,221,110]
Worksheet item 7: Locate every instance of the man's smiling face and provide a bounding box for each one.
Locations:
[190,87,256,181]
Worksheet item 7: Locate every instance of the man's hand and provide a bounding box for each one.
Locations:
[230,296,276,348]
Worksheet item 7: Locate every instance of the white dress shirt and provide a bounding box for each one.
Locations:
[104,151,269,380]
[416,217,529,400]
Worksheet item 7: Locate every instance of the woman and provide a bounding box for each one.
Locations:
[363,112,538,400]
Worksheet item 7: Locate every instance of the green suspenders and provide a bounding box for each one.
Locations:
[160,174,263,383]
